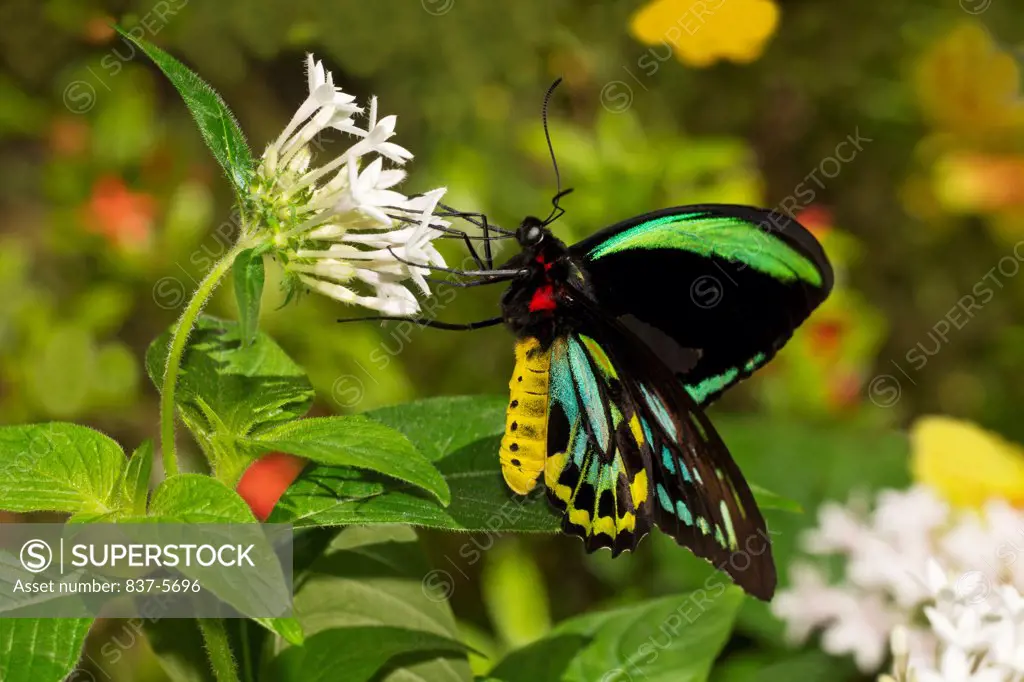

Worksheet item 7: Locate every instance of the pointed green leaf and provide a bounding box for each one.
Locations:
[141,475,296,642]
[270,396,559,531]
[0,618,93,682]
[0,423,126,514]
[122,440,154,516]
[146,316,314,482]
[490,588,743,682]
[273,627,468,682]
[233,248,265,348]
[368,396,511,460]
[115,27,253,196]
[254,617,304,647]
[749,484,802,514]
[242,415,450,506]
[148,473,257,523]
[265,526,472,682]
[710,649,856,682]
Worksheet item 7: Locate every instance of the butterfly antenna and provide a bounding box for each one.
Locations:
[541,78,573,226]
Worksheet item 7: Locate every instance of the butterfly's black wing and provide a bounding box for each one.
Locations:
[570,205,833,406]
[544,302,776,600]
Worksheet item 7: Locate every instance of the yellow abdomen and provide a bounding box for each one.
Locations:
[500,338,550,495]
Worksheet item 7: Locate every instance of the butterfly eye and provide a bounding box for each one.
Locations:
[527,226,543,243]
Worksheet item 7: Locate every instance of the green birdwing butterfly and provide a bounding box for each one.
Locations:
[361,202,829,601]
[479,204,833,601]
[348,199,832,599]
[340,79,831,600]
[345,151,831,598]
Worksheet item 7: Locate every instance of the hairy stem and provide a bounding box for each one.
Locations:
[198,618,240,682]
[160,241,249,478]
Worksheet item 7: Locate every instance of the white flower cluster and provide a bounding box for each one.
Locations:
[772,485,1024,678]
[881,564,1024,682]
[254,54,449,315]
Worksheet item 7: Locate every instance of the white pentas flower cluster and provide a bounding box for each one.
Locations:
[252,54,449,315]
[881,565,1024,682]
[772,485,1024,677]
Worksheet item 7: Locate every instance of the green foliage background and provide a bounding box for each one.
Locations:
[0,0,1022,680]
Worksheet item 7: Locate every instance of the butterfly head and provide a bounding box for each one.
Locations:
[516,216,548,248]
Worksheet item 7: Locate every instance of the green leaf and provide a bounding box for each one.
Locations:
[122,440,154,516]
[270,396,559,531]
[490,588,744,682]
[233,248,265,348]
[115,27,253,196]
[146,316,314,482]
[148,473,257,523]
[710,649,856,682]
[273,627,468,682]
[265,525,472,682]
[242,416,450,506]
[0,618,93,682]
[142,475,295,641]
[254,617,304,647]
[749,484,802,514]
[369,396,511,460]
[0,423,126,514]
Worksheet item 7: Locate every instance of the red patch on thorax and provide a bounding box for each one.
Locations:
[529,253,558,312]
[529,284,558,312]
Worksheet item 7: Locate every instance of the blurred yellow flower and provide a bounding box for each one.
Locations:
[914,22,1024,136]
[911,416,1024,508]
[630,0,779,67]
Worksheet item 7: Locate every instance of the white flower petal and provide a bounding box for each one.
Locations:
[378,169,406,189]
[306,54,325,93]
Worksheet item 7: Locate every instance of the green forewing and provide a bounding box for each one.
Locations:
[573,205,833,409]
[588,212,824,287]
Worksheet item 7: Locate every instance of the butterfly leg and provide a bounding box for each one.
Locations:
[429,224,491,271]
[446,210,496,270]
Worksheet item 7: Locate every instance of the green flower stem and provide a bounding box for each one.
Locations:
[198,618,240,682]
[160,240,250,479]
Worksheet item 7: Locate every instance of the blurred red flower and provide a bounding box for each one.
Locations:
[797,205,833,239]
[236,453,308,521]
[82,175,155,248]
[808,318,844,357]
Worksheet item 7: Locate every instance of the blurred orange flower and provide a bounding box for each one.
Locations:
[630,0,779,67]
[84,15,115,43]
[82,176,155,249]
[933,152,1024,213]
